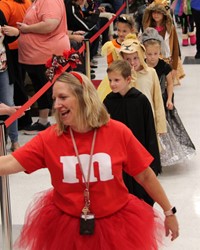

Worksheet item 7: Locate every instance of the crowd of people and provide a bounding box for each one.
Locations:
[0,0,199,248]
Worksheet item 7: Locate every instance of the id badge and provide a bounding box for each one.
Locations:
[80,213,95,235]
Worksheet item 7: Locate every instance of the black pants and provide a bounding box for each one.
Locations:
[11,50,32,129]
[21,64,52,110]
[191,8,200,54]
[179,13,195,34]
[85,28,100,60]
[85,17,109,59]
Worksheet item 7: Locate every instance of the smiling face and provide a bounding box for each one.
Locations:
[116,22,134,43]
[53,81,79,130]
[152,11,164,25]
[107,71,131,96]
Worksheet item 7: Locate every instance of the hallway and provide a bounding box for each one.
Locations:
[1,30,200,249]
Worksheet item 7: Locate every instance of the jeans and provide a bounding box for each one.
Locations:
[0,70,18,143]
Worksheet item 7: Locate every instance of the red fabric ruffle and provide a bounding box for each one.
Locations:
[14,189,165,250]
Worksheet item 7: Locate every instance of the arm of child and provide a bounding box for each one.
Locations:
[166,72,174,110]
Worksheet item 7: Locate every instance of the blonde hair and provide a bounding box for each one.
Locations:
[120,34,148,71]
[107,60,137,84]
[53,72,110,135]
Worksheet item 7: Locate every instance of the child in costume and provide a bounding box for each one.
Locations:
[172,0,196,46]
[103,60,161,206]
[97,14,136,101]
[101,14,136,66]
[119,34,167,136]
[141,27,196,166]
[0,51,179,248]
[143,0,185,85]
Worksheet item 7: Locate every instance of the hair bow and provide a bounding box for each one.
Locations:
[45,49,82,82]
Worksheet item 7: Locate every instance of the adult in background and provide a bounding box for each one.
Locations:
[17,0,70,135]
[0,102,22,116]
[65,0,109,68]
[0,11,21,151]
[184,0,200,58]
[0,0,32,130]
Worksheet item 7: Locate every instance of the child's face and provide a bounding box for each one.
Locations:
[116,22,133,43]
[152,11,164,24]
[122,52,142,72]
[145,44,161,67]
[108,71,131,96]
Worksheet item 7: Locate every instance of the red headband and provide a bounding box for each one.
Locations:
[70,71,83,84]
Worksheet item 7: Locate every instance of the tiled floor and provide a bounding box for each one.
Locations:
[1,29,200,249]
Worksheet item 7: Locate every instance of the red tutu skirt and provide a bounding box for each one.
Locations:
[14,189,165,250]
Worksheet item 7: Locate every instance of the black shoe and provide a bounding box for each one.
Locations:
[91,65,98,69]
[24,120,51,135]
[90,69,95,73]
[91,74,96,80]
[195,53,200,59]
[91,59,98,65]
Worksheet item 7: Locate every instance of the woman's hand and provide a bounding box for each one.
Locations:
[165,215,179,241]
[2,25,19,36]
[70,34,85,43]
[16,22,29,33]
[134,167,180,241]
[17,19,60,34]
[73,30,85,35]
[0,103,24,116]
[98,6,105,12]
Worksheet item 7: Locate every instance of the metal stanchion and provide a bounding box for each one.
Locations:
[84,39,91,80]
[126,0,129,14]
[0,121,13,250]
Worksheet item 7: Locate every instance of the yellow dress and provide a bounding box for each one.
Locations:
[97,39,122,102]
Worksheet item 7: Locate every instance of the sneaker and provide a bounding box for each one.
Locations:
[24,120,51,135]
[189,34,196,45]
[91,59,98,65]
[91,74,96,80]
[90,63,98,69]
[182,38,188,46]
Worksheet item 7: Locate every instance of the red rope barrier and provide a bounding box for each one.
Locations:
[5,64,70,128]
[4,2,126,128]
[90,2,126,43]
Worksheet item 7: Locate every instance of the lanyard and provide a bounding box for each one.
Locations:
[69,127,97,216]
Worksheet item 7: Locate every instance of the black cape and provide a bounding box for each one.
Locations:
[104,87,161,206]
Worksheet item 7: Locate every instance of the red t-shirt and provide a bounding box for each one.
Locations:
[13,119,153,218]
